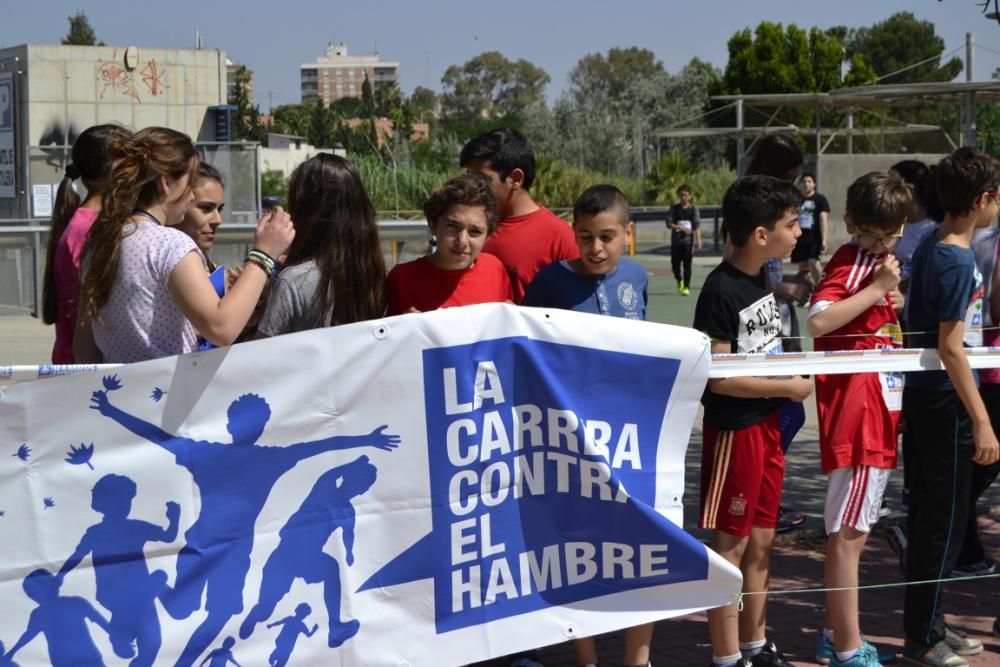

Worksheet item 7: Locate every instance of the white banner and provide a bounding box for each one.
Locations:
[0,303,740,667]
[0,72,13,199]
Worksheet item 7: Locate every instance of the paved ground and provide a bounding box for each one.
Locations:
[5,252,1000,666]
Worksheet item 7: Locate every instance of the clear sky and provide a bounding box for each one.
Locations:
[3,0,1000,110]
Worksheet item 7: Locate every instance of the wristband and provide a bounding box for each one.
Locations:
[245,250,275,275]
[244,255,272,277]
[249,248,276,265]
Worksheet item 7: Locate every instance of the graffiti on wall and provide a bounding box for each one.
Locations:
[97,49,169,103]
[38,122,79,169]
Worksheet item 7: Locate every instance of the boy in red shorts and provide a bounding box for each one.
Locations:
[694,175,813,667]
[806,172,913,667]
[386,173,512,314]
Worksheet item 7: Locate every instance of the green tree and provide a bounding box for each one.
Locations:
[653,58,726,166]
[308,98,334,148]
[330,96,363,119]
[439,51,550,122]
[361,74,376,118]
[557,47,682,177]
[722,22,858,95]
[568,47,665,106]
[374,80,403,118]
[846,12,963,83]
[409,86,439,124]
[232,66,264,142]
[270,100,316,138]
[62,11,104,46]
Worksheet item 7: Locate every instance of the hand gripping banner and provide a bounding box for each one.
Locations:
[0,303,741,667]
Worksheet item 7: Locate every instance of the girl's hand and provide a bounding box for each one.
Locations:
[225,264,243,291]
[253,207,295,259]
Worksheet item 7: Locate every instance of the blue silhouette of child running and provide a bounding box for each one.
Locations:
[0,569,121,667]
[56,473,179,667]
[265,603,319,667]
[198,637,241,667]
[239,456,377,649]
[89,384,399,667]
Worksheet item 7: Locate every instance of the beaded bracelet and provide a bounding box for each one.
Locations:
[244,255,272,276]
[249,248,276,266]
[245,250,275,275]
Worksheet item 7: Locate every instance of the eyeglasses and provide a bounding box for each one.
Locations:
[854,232,902,249]
[985,189,1000,203]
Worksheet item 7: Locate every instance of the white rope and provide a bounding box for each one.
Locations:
[5,346,1000,383]
[708,346,1000,378]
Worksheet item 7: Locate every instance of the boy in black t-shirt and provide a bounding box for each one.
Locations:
[792,172,830,283]
[694,176,814,667]
[666,183,702,295]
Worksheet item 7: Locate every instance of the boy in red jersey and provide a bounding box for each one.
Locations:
[806,172,913,667]
[460,128,578,302]
[386,173,512,314]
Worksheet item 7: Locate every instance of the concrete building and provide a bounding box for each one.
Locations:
[301,42,399,104]
[0,43,230,218]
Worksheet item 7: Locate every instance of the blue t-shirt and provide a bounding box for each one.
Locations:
[523,258,648,320]
[905,231,983,391]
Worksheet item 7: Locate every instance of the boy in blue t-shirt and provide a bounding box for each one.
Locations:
[523,184,647,319]
[902,147,1000,666]
[523,184,650,667]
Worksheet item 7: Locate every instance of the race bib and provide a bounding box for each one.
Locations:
[879,372,904,412]
[798,212,814,230]
[965,266,985,347]
[678,219,692,231]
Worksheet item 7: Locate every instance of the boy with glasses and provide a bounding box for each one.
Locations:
[806,172,913,666]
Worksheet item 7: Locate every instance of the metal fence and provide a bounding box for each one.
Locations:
[25,143,261,224]
[0,219,433,317]
[0,208,723,318]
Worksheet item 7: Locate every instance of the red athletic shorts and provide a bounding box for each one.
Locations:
[699,412,784,537]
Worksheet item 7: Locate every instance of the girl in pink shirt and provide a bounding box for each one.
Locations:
[41,124,131,363]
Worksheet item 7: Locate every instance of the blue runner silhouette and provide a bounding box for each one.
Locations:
[239,456,378,650]
[197,637,241,667]
[0,569,121,667]
[264,603,319,667]
[89,378,400,667]
[57,473,179,666]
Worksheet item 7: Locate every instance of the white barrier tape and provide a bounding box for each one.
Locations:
[0,363,122,383]
[709,346,1000,378]
[5,347,1000,383]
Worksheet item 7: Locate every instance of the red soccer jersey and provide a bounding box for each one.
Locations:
[385,253,513,315]
[482,206,579,303]
[810,243,902,472]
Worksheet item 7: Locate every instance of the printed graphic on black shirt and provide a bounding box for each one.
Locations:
[737,293,782,354]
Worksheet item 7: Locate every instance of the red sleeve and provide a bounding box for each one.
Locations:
[811,245,856,307]
[554,220,580,261]
[499,261,514,302]
[386,264,408,316]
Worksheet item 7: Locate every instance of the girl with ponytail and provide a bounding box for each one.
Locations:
[75,127,294,363]
[256,153,386,336]
[42,124,131,363]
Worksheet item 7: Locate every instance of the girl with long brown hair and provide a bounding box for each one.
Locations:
[256,153,386,336]
[75,127,294,363]
[41,124,131,363]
